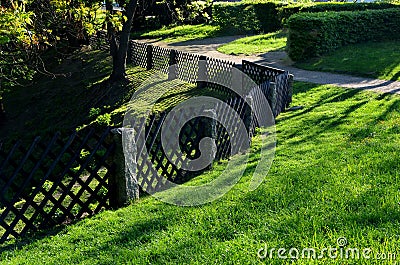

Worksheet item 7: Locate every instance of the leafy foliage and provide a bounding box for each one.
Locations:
[278,2,399,26]
[0,0,105,90]
[0,1,36,88]
[211,1,400,35]
[287,8,400,61]
[212,1,284,34]
[148,0,213,28]
[174,0,213,25]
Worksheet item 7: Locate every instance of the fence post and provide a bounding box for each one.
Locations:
[286,73,294,108]
[197,55,207,89]
[146,45,153,70]
[126,40,132,65]
[109,128,139,208]
[168,49,177,80]
[244,95,255,141]
[200,109,217,170]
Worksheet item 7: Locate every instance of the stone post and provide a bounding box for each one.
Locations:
[197,55,207,89]
[109,128,139,208]
[200,109,217,170]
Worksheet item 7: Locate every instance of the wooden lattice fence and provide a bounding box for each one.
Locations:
[125,40,292,117]
[242,60,293,117]
[0,33,295,244]
[89,32,293,115]
[0,128,116,243]
[0,94,253,243]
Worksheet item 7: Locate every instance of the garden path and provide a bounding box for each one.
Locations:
[140,36,400,95]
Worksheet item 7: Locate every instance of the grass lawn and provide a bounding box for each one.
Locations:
[131,24,223,43]
[295,40,400,81]
[217,30,287,55]
[1,82,400,264]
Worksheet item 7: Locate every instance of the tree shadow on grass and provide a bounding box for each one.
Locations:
[278,85,362,126]
[278,83,400,149]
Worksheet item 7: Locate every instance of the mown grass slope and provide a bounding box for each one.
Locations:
[1,82,399,264]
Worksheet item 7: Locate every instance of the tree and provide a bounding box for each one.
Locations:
[0,1,37,123]
[105,0,155,82]
[0,0,100,123]
[105,0,137,81]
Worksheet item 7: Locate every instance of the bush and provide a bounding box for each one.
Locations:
[212,1,284,34]
[286,9,400,61]
[212,1,399,35]
[147,0,213,27]
[278,2,399,25]
[175,0,213,25]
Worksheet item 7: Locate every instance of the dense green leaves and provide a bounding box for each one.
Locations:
[211,1,400,35]
[278,2,399,25]
[0,2,36,88]
[287,9,400,61]
[212,1,284,34]
[0,0,109,89]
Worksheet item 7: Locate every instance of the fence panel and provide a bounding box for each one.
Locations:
[205,57,236,97]
[152,46,171,74]
[0,128,115,243]
[130,41,148,69]
[242,60,293,117]
[89,31,109,51]
[176,51,201,84]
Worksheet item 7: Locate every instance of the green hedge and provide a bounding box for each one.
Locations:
[286,8,400,61]
[212,1,284,34]
[212,1,399,34]
[278,2,399,25]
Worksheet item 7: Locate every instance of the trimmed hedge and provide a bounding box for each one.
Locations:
[278,2,399,25]
[212,1,399,34]
[286,8,400,61]
[212,1,284,34]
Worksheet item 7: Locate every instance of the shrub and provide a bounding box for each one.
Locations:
[212,1,399,35]
[286,8,400,61]
[212,1,284,34]
[278,2,399,26]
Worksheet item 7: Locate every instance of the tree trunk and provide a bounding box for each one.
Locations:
[107,0,138,82]
[0,97,6,125]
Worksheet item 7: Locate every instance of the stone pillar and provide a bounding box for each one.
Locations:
[200,109,217,170]
[168,49,177,80]
[109,128,139,208]
[197,55,207,89]
[146,45,153,70]
[244,95,255,140]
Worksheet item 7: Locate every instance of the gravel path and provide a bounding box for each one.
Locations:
[139,36,400,95]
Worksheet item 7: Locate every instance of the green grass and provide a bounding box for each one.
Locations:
[2,82,400,264]
[131,24,223,43]
[217,30,287,55]
[295,40,400,81]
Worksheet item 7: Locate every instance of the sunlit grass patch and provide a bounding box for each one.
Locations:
[295,40,400,81]
[217,30,287,55]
